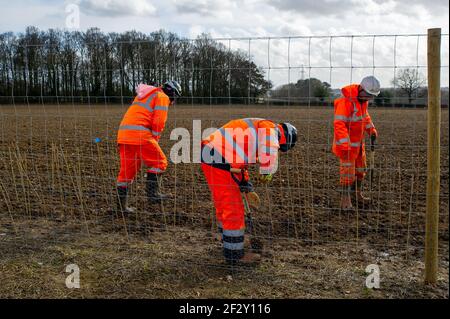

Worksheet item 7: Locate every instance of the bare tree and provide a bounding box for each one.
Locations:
[393,68,425,104]
[270,78,331,105]
[0,27,271,105]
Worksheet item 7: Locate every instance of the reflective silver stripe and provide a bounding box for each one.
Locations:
[275,126,281,140]
[131,101,153,113]
[119,125,151,131]
[341,162,353,167]
[341,174,355,177]
[335,114,365,122]
[350,142,361,147]
[243,118,258,155]
[335,137,350,145]
[335,115,351,121]
[117,182,128,187]
[266,135,278,144]
[356,168,366,171]
[148,167,163,173]
[131,92,158,113]
[219,128,249,163]
[223,229,245,237]
[223,242,244,250]
[154,105,168,111]
[352,115,364,121]
[366,123,374,129]
[260,167,273,175]
[152,130,161,136]
[261,145,278,154]
[243,118,257,134]
[147,92,158,102]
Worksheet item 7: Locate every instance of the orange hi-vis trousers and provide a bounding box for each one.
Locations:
[201,163,245,261]
[339,144,367,186]
[116,140,167,187]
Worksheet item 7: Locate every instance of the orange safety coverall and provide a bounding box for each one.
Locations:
[116,85,170,187]
[332,84,378,186]
[201,118,282,260]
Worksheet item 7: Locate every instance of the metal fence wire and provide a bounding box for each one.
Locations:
[0,31,448,298]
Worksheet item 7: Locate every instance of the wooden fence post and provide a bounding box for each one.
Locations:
[424,27,441,284]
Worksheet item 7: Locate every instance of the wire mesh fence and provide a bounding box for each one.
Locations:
[0,30,448,298]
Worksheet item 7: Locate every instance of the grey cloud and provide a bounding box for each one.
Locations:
[396,0,448,7]
[175,2,211,15]
[393,0,449,15]
[78,0,156,17]
[267,0,448,17]
[266,0,354,16]
[173,0,235,16]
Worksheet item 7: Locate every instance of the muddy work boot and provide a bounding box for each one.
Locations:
[354,180,371,204]
[226,250,261,266]
[146,173,172,204]
[116,187,135,214]
[239,252,262,264]
[339,186,354,210]
[243,234,264,255]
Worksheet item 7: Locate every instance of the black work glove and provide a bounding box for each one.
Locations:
[239,180,254,193]
[370,134,377,151]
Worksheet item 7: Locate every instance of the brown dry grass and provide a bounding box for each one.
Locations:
[1,218,448,298]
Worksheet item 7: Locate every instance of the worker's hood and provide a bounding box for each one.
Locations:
[136,83,158,99]
[340,84,361,102]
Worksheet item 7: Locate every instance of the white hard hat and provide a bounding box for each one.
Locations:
[163,80,182,98]
[360,76,381,96]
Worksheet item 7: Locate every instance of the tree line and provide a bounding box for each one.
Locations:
[269,78,332,105]
[0,27,272,105]
[1,27,447,107]
[269,69,449,107]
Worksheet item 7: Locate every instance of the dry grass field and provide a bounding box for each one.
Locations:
[0,104,448,298]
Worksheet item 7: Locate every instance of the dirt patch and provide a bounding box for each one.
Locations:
[0,104,448,298]
[0,217,448,298]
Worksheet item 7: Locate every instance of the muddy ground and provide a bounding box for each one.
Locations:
[0,104,448,298]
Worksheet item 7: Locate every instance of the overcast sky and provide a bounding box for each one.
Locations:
[0,0,448,88]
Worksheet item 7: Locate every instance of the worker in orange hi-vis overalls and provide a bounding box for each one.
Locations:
[116,81,182,214]
[332,76,380,210]
[201,118,297,265]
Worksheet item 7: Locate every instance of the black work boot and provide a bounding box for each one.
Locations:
[354,180,370,204]
[146,173,171,204]
[225,250,261,267]
[116,187,135,214]
[340,185,354,210]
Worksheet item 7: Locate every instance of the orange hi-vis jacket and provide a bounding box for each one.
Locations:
[202,118,280,175]
[117,87,170,145]
[332,84,377,160]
